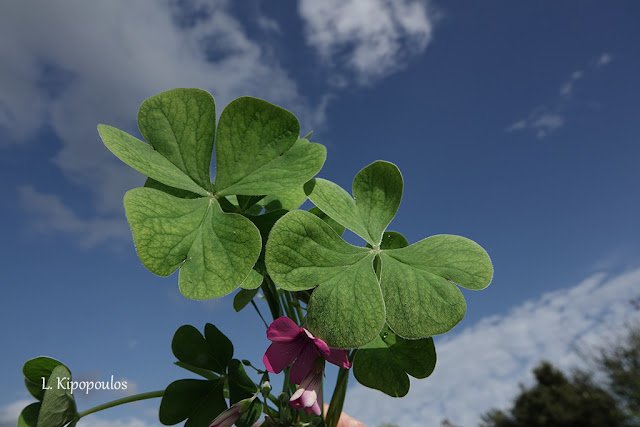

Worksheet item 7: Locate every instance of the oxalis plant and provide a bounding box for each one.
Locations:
[17,88,493,427]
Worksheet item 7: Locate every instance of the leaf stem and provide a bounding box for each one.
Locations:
[251,299,269,328]
[261,276,282,320]
[281,290,298,324]
[76,390,164,419]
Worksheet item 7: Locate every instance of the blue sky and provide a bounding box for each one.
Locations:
[1,1,639,426]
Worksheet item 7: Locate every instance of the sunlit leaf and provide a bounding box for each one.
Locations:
[353,325,436,397]
[124,188,262,299]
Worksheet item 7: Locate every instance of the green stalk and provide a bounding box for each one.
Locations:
[76,390,164,419]
[281,290,298,324]
[325,367,349,427]
[260,276,282,320]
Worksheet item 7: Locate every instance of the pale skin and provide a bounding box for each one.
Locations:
[330,406,366,427]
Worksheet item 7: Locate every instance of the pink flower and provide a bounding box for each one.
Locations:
[263,317,351,384]
[289,364,323,416]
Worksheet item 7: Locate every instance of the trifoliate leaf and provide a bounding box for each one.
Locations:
[101,89,328,298]
[266,162,493,348]
[159,379,226,427]
[305,161,402,245]
[138,88,215,190]
[124,187,261,299]
[353,325,436,397]
[266,210,384,347]
[214,97,325,196]
[233,288,259,312]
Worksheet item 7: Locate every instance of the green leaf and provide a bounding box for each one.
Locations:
[214,97,326,196]
[236,399,262,427]
[379,231,409,250]
[174,362,218,380]
[204,323,234,369]
[261,186,308,212]
[309,206,345,236]
[234,288,259,312]
[138,88,215,189]
[353,325,436,397]
[267,162,493,347]
[239,269,263,290]
[159,379,226,427]
[145,177,202,199]
[171,324,233,374]
[266,210,384,347]
[305,161,402,245]
[227,359,257,404]
[124,187,262,299]
[37,365,77,427]
[23,356,66,400]
[17,402,40,427]
[98,125,208,196]
[380,234,493,338]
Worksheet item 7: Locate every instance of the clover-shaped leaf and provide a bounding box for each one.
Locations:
[266,161,493,347]
[99,89,326,299]
[171,323,233,375]
[159,379,226,427]
[20,358,78,427]
[353,325,436,397]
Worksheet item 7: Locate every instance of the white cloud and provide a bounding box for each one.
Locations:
[595,52,614,67]
[559,70,583,97]
[0,399,32,426]
[507,53,613,139]
[0,399,155,427]
[345,268,640,427]
[0,0,323,242]
[507,111,565,139]
[298,0,434,84]
[17,185,129,248]
[79,418,156,427]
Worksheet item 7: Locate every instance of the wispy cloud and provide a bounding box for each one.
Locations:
[0,0,323,245]
[345,267,640,427]
[595,52,614,68]
[298,0,435,85]
[0,399,33,427]
[506,52,614,139]
[17,185,129,248]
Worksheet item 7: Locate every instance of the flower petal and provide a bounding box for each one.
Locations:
[299,389,318,408]
[312,336,330,357]
[209,405,241,427]
[325,348,351,369]
[305,400,321,416]
[267,317,302,342]
[263,340,304,373]
[290,343,318,384]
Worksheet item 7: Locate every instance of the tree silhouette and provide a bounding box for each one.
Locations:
[479,361,628,427]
